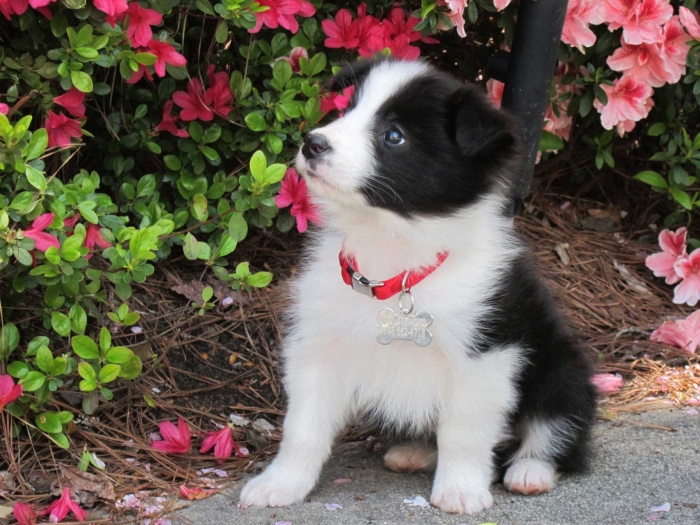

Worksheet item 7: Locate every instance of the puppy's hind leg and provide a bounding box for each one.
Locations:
[384,442,437,473]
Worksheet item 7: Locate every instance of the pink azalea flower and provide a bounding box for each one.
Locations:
[172,78,214,122]
[651,311,700,353]
[45,111,83,148]
[383,7,422,43]
[322,9,360,49]
[126,63,154,85]
[151,417,191,454]
[320,86,355,116]
[85,224,112,253]
[592,373,624,395]
[205,66,234,119]
[275,168,321,233]
[599,0,673,45]
[41,487,87,522]
[674,248,700,306]
[53,87,86,118]
[443,0,467,37]
[561,0,604,52]
[645,227,687,284]
[543,65,577,141]
[13,502,37,525]
[384,34,421,60]
[147,40,187,77]
[0,0,28,19]
[250,0,315,34]
[679,7,700,40]
[199,426,247,460]
[23,213,60,252]
[156,100,189,138]
[93,0,128,26]
[0,102,9,114]
[126,2,162,47]
[494,0,511,10]
[0,374,23,412]
[275,46,308,73]
[608,17,690,87]
[593,75,654,136]
[486,79,505,107]
[355,14,386,57]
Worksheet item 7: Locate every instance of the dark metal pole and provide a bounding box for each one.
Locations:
[493,0,568,212]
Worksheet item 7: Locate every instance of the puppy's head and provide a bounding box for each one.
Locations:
[296,59,519,217]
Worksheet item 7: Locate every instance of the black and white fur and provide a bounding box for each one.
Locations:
[240,59,596,515]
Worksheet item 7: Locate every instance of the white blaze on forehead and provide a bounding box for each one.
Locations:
[304,60,431,198]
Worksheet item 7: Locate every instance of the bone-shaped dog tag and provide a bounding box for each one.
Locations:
[376,308,433,347]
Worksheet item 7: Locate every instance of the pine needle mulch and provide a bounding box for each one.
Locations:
[1,196,697,522]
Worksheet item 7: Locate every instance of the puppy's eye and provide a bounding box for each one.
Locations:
[383,128,405,145]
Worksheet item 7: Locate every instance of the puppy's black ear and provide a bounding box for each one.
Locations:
[326,58,385,91]
[449,86,518,160]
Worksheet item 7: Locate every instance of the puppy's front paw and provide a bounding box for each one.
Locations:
[430,486,493,515]
[504,458,556,495]
[239,470,312,507]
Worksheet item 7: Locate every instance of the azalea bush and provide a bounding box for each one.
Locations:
[2,0,700,483]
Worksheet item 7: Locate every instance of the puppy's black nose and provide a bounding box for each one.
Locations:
[302,133,330,159]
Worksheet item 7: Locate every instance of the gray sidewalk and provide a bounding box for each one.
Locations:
[172,410,700,524]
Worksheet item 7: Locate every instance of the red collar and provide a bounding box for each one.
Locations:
[339,250,449,300]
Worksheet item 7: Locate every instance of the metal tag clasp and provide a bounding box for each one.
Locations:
[351,271,383,298]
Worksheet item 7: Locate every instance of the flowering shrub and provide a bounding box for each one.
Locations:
[2,0,700,455]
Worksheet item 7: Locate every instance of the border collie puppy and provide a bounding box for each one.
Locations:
[240,58,596,515]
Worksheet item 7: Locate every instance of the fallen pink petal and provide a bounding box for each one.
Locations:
[650,502,671,512]
[325,503,343,511]
[403,495,430,507]
[333,478,351,484]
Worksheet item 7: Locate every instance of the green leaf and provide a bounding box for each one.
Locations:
[78,361,96,380]
[51,312,71,337]
[137,174,156,197]
[36,412,62,434]
[99,364,121,383]
[218,234,237,257]
[21,371,46,391]
[69,303,87,334]
[26,128,48,161]
[670,187,693,210]
[192,194,208,221]
[51,357,68,376]
[49,432,70,449]
[100,387,113,401]
[72,335,99,360]
[250,150,267,182]
[134,53,157,65]
[119,354,143,380]
[538,130,565,152]
[273,59,292,87]
[0,323,20,357]
[635,170,668,189]
[647,122,667,137]
[228,212,248,242]
[164,155,182,171]
[25,165,47,191]
[36,345,54,373]
[105,346,133,364]
[189,121,204,143]
[245,112,267,132]
[71,70,93,93]
[215,20,229,43]
[7,361,29,378]
[99,326,111,353]
[183,232,198,260]
[264,164,286,184]
[75,46,98,59]
[247,271,273,288]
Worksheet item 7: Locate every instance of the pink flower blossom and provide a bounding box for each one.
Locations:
[383,7,422,43]
[593,75,654,136]
[93,0,127,26]
[674,248,700,306]
[126,63,154,85]
[275,168,321,233]
[172,78,214,122]
[599,0,673,45]
[0,102,8,114]
[151,417,191,454]
[561,0,604,52]
[275,46,308,73]
[85,224,112,253]
[494,0,511,10]
[651,311,700,353]
[645,227,687,284]
[444,0,467,37]
[13,502,37,525]
[0,374,23,412]
[543,65,577,142]
[679,7,700,40]
[0,0,28,19]
[147,40,187,77]
[592,373,624,395]
[126,2,162,47]
[320,86,355,116]
[200,426,243,460]
[53,87,86,118]
[205,65,234,119]
[156,100,189,138]
[250,0,316,34]
[322,9,360,49]
[23,213,59,252]
[41,487,87,522]
[486,79,504,107]
[355,14,386,56]
[45,111,83,148]
[608,17,690,87]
